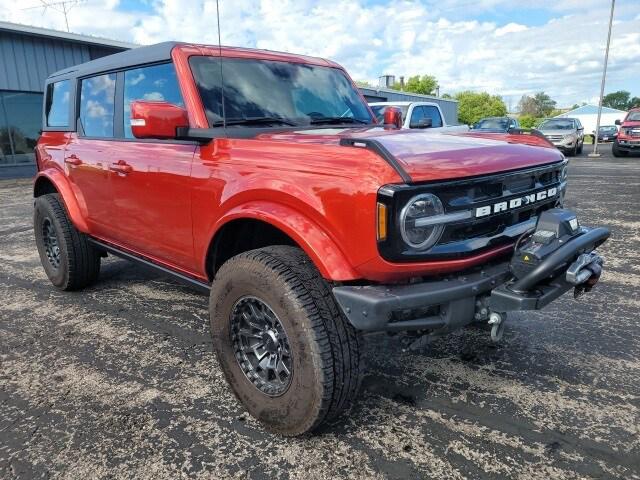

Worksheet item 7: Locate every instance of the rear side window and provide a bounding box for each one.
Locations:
[79,73,116,137]
[422,105,443,128]
[123,63,184,139]
[46,80,70,127]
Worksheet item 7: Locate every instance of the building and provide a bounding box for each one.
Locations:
[0,21,135,178]
[554,104,627,138]
[359,86,459,125]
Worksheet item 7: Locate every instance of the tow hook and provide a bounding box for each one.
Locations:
[566,252,604,298]
[488,311,506,342]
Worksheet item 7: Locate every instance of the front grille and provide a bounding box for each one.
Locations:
[625,128,640,137]
[545,135,565,142]
[377,160,566,262]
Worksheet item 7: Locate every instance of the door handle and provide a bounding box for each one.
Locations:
[64,154,82,166]
[109,160,133,175]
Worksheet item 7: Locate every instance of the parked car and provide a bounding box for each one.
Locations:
[597,125,618,143]
[538,117,584,156]
[34,42,609,436]
[369,101,468,132]
[613,108,640,157]
[471,116,519,132]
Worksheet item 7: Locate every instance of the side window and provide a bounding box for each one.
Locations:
[46,80,70,127]
[123,63,184,138]
[80,73,116,137]
[422,105,443,128]
[409,106,424,127]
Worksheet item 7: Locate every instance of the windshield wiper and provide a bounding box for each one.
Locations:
[212,116,298,127]
[309,116,370,125]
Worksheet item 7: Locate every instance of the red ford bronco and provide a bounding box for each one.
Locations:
[34,42,609,436]
[613,107,640,157]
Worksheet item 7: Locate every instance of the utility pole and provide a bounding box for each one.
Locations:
[589,0,615,158]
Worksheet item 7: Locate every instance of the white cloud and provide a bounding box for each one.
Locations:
[1,0,638,106]
[494,23,528,36]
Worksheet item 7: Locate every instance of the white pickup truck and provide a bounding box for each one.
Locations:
[369,101,469,132]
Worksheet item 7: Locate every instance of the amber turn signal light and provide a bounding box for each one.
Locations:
[377,202,387,241]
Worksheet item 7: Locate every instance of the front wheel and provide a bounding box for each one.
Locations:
[612,141,627,157]
[209,246,364,436]
[577,139,583,154]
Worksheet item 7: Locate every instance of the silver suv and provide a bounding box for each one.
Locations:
[538,118,584,156]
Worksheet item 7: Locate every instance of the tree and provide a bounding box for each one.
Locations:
[392,75,438,95]
[355,80,372,88]
[603,90,630,110]
[454,91,507,125]
[518,115,539,129]
[630,97,640,109]
[518,92,557,117]
[441,93,453,99]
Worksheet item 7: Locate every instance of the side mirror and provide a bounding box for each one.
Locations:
[130,100,189,139]
[410,118,433,129]
[615,119,621,126]
[383,107,403,129]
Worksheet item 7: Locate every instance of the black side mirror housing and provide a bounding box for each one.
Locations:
[615,119,621,126]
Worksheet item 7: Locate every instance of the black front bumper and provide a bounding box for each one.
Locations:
[333,262,510,332]
[333,225,610,333]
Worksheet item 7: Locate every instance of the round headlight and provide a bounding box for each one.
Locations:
[400,193,444,250]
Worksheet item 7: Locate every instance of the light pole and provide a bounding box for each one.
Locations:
[589,0,616,157]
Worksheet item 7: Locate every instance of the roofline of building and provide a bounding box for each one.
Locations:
[555,103,628,117]
[0,20,138,50]
[359,86,459,103]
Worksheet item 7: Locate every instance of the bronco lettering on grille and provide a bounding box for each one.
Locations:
[475,187,558,218]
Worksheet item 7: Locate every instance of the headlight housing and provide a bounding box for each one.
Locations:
[399,193,444,250]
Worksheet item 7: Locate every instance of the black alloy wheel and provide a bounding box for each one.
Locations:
[230,296,293,396]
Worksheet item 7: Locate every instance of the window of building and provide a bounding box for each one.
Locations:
[46,80,70,127]
[79,73,116,138]
[0,91,43,166]
[123,63,184,139]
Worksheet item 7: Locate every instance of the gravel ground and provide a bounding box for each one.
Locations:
[1,144,639,479]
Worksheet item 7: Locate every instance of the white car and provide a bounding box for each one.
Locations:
[369,101,469,132]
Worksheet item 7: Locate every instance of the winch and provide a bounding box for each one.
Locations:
[488,208,609,338]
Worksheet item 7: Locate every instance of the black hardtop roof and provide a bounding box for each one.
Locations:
[47,41,179,81]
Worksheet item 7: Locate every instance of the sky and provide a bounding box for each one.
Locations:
[1,0,638,108]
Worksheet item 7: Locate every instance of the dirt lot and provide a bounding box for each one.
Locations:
[1,145,639,479]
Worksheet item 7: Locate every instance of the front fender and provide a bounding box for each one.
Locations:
[210,201,360,281]
[34,170,89,233]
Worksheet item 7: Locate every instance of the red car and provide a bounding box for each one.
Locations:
[613,108,640,156]
[34,42,609,435]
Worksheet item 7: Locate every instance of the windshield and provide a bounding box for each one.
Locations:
[539,119,575,130]
[474,118,509,130]
[627,112,640,121]
[370,105,409,123]
[189,56,374,127]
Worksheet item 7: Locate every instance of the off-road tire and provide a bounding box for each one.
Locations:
[612,141,627,157]
[209,246,364,436]
[34,193,101,290]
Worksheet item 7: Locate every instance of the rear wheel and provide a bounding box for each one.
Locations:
[34,193,101,290]
[209,246,364,436]
[612,141,627,157]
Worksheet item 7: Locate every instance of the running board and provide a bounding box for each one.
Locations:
[88,238,211,293]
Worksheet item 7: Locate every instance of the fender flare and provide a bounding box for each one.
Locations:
[34,170,89,233]
[208,201,360,281]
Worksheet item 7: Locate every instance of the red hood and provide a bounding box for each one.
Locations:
[621,120,640,127]
[259,127,564,183]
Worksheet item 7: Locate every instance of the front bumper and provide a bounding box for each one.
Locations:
[617,139,640,150]
[333,223,609,333]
